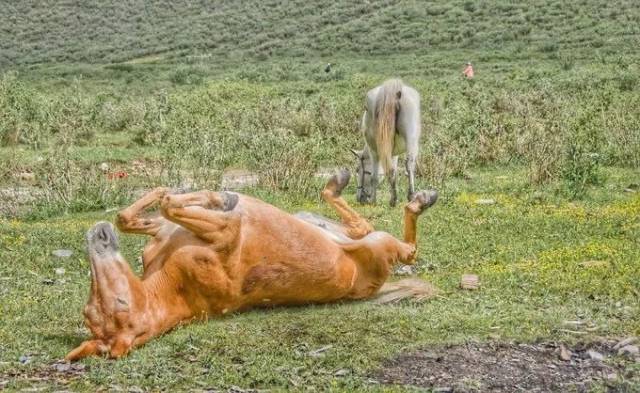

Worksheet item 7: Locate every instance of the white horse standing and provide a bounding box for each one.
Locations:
[352,79,421,206]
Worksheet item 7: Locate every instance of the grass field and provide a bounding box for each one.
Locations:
[1,167,639,391]
[1,0,640,391]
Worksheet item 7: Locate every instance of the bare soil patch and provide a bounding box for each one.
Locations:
[373,341,639,392]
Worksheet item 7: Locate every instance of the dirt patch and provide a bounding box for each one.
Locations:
[1,360,88,389]
[373,341,639,392]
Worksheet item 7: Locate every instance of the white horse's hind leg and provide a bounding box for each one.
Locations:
[405,153,417,201]
[389,156,399,207]
[401,113,420,201]
[370,154,380,204]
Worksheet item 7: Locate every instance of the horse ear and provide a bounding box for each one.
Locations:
[349,149,361,158]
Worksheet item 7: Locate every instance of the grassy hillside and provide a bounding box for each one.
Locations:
[2,0,639,68]
[1,1,640,391]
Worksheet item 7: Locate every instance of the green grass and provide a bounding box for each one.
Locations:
[1,167,639,391]
[2,0,639,68]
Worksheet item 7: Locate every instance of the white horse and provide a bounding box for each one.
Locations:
[351,79,421,206]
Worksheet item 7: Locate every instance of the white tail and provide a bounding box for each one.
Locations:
[374,79,403,174]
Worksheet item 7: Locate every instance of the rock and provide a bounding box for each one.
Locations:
[433,387,453,393]
[42,278,55,285]
[475,198,496,205]
[394,265,416,276]
[614,337,638,350]
[606,373,618,380]
[587,350,604,361]
[55,267,65,276]
[460,274,480,290]
[334,369,350,377]
[18,355,31,364]
[99,162,110,172]
[52,249,73,258]
[618,345,639,357]
[559,345,572,361]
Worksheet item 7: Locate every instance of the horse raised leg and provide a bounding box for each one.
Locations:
[116,187,170,236]
[160,191,241,245]
[401,190,438,263]
[321,169,374,239]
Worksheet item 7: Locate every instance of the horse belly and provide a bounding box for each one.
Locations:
[238,227,356,306]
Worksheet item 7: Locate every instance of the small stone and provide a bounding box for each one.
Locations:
[618,345,639,357]
[460,274,480,290]
[394,265,415,276]
[614,337,638,350]
[559,345,572,361]
[18,355,31,364]
[52,249,73,258]
[99,162,110,172]
[606,373,618,380]
[433,388,453,393]
[475,198,496,205]
[55,267,65,276]
[42,278,55,285]
[587,350,604,361]
[334,369,350,377]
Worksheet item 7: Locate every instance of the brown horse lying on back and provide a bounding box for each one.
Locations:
[66,170,437,360]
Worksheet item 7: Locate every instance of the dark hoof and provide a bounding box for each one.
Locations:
[221,192,239,211]
[410,190,438,212]
[87,222,119,256]
[327,169,351,196]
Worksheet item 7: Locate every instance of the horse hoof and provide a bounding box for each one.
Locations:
[327,169,351,196]
[408,190,438,212]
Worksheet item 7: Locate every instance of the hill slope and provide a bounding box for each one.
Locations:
[2,0,639,68]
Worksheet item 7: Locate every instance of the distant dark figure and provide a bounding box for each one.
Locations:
[463,62,474,79]
[325,63,332,73]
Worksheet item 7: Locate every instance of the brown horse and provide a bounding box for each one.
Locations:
[66,170,437,360]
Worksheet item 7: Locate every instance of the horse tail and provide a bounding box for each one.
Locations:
[373,278,438,304]
[375,79,403,174]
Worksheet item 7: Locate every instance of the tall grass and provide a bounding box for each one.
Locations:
[1,66,639,217]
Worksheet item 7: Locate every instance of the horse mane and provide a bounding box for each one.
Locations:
[374,78,403,174]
